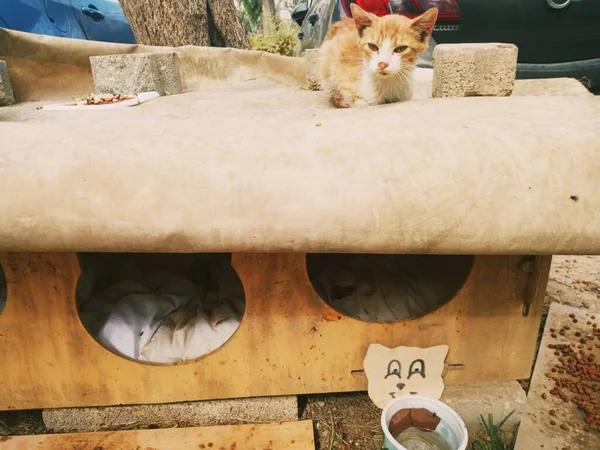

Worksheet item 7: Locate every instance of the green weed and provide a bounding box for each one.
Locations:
[471,410,516,450]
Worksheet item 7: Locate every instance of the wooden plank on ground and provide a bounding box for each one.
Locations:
[0,420,315,450]
[514,302,600,450]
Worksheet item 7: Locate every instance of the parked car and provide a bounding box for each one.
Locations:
[0,0,135,44]
[292,0,600,90]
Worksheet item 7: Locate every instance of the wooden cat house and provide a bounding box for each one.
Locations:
[1,29,599,412]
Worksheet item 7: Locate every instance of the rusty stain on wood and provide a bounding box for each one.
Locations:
[0,252,549,410]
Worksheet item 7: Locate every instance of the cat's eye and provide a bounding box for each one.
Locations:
[367,43,379,52]
[408,359,426,379]
[394,45,408,53]
[385,359,402,379]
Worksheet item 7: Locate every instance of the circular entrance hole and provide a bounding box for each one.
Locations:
[76,253,245,364]
[306,254,473,323]
[0,263,6,315]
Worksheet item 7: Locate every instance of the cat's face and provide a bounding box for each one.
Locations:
[350,4,438,77]
[363,343,448,409]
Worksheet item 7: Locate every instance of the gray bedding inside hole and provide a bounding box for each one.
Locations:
[307,254,473,323]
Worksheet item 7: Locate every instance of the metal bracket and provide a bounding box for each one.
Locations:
[520,256,541,317]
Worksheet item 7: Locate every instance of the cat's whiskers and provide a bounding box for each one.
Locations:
[397,68,413,85]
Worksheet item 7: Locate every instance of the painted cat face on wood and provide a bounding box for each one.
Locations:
[363,344,449,409]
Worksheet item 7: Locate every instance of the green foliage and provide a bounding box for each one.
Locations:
[471,410,516,450]
[248,21,299,56]
[238,0,262,34]
[238,0,303,33]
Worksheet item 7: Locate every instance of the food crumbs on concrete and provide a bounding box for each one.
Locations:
[75,93,137,106]
[545,312,600,431]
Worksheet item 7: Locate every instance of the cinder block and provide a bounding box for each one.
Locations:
[441,380,526,439]
[304,49,321,91]
[512,77,592,97]
[90,52,182,96]
[0,60,15,106]
[42,395,298,433]
[432,43,518,98]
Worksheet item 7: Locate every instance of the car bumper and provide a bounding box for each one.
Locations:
[516,59,600,89]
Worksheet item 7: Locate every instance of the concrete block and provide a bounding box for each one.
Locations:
[304,49,321,91]
[42,395,298,433]
[432,43,518,98]
[90,52,182,96]
[512,77,592,98]
[0,60,15,106]
[441,380,526,439]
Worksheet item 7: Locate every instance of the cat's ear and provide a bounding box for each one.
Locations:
[363,343,391,374]
[410,7,438,43]
[351,3,376,35]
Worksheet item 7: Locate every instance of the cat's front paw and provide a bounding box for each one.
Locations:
[353,98,370,107]
[330,91,353,108]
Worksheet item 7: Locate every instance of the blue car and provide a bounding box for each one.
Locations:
[0,0,136,43]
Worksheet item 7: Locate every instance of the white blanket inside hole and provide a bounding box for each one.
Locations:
[77,254,244,363]
[309,254,470,322]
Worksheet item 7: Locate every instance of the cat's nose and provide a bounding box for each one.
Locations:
[378,62,389,70]
[397,383,405,390]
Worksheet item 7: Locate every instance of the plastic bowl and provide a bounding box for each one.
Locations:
[381,395,468,450]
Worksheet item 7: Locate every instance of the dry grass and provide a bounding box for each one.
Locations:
[0,410,45,436]
[249,21,299,57]
[301,393,383,450]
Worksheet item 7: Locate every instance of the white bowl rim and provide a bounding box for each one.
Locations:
[380,395,469,450]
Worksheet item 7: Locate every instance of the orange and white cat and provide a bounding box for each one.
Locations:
[318,5,438,108]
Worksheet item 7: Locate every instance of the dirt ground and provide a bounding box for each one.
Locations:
[546,256,600,311]
[301,393,383,449]
[1,256,599,449]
